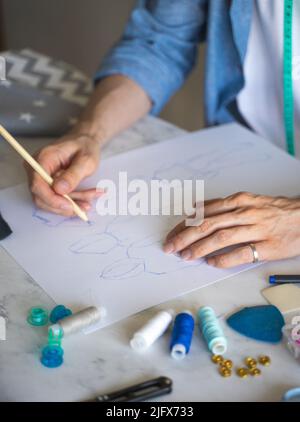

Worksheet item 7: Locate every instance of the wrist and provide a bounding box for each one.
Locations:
[70,120,108,147]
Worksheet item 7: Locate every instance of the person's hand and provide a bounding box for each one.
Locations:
[26,133,103,216]
[163,192,300,268]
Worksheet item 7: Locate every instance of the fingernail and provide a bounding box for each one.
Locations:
[55,180,70,194]
[60,202,72,210]
[163,242,174,254]
[181,249,192,261]
[83,203,91,210]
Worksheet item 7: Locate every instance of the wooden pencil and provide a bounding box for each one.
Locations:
[0,124,89,222]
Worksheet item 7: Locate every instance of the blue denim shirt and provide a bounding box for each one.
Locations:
[95,0,253,127]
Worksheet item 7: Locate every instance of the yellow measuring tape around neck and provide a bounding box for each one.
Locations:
[284,0,295,155]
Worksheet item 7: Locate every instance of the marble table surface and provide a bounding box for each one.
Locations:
[0,116,299,402]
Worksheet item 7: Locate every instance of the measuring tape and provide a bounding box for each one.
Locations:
[283,0,295,155]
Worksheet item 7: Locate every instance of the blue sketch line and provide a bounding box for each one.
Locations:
[32,207,97,227]
[153,142,270,182]
[69,233,121,255]
[32,140,271,279]
[100,258,145,279]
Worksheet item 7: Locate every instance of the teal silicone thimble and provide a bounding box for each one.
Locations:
[48,325,64,346]
[27,307,48,326]
[41,345,64,368]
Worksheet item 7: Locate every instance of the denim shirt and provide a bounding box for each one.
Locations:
[95,0,253,127]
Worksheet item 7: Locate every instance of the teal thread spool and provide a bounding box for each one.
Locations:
[198,306,227,355]
[27,307,48,326]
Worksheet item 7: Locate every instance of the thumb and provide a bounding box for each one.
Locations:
[53,153,98,194]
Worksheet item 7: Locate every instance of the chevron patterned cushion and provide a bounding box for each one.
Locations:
[0,49,92,136]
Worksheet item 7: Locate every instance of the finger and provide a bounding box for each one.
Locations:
[180,225,261,261]
[34,145,69,176]
[165,220,186,244]
[35,197,76,217]
[73,200,92,211]
[69,188,105,203]
[204,192,259,217]
[31,174,73,211]
[207,242,267,268]
[53,153,98,195]
[165,193,261,243]
[164,210,257,254]
[35,197,91,216]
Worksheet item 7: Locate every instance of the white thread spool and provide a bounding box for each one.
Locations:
[130,310,173,352]
[49,306,106,337]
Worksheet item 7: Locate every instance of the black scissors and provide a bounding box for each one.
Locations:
[91,376,173,402]
[0,212,12,240]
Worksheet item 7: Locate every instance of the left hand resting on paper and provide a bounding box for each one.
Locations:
[163,192,300,268]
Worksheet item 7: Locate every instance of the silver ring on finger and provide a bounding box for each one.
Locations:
[248,243,259,263]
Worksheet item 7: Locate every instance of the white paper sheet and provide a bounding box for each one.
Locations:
[2,123,300,330]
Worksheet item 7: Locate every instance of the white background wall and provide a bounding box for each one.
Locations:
[2,0,205,131]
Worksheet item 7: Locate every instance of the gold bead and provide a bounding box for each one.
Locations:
[222,359,233,369]
[245,357,257,368]
[258,355,271,366]
[211,355,224,364]
[219,366,231,377]
[236,367,249,378]
[249,367,261,376]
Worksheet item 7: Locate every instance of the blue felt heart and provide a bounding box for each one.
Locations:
[226,305,284,343]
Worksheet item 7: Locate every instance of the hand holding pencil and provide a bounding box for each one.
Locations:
[0,125,103,221]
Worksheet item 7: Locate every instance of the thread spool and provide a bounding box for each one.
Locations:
[130,310,173,352]
[49,306,106,338]
[198,306,227,355]
[170,311,194,360]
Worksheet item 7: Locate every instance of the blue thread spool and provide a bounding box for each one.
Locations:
[49,305,72,324]
[41,345,64,368]
[198,306,227,355]
[27,307,48,326]
[170,311,194,360]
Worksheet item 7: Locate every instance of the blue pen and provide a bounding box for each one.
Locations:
[269,275,300,284]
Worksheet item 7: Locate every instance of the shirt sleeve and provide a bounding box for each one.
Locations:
[94,0,208,115]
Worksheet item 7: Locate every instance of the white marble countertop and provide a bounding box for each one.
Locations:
[0,116,299,402]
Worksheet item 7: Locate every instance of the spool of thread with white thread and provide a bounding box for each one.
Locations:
[130,310,173,352]
[49,306,106,338]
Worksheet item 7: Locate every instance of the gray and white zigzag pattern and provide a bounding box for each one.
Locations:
[3,48,92,106]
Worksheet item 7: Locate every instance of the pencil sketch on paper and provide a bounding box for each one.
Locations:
[153,142,270,182]
[4,123,299,331]
[32,207,97,228]
[30,139,271,280]
[69,216,204,280]
[32,140,270,225]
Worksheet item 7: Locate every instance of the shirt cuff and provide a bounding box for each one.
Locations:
[94,55,182,116]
